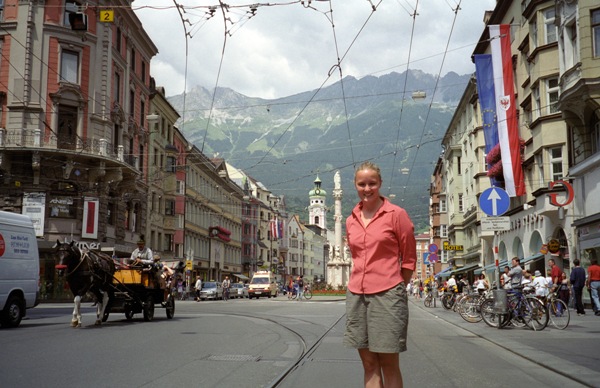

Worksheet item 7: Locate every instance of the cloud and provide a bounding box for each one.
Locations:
[134,0,496,99]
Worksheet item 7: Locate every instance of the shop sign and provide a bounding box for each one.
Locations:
[547,239,560,254]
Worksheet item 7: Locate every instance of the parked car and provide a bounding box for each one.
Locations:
[199,281,223,301]
[230,283,248,298]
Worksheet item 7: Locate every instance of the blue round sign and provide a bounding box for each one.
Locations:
[428,254,439,263]
[428,243,438,253]
[479,187,510,216]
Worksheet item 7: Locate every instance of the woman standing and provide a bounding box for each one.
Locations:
[344,162,417,388]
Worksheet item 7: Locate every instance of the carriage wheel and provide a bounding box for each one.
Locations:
[125,308,134,320]
[143,296,155,322]
[165,295,175,319]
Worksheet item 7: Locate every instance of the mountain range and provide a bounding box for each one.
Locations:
[167,69,471,231]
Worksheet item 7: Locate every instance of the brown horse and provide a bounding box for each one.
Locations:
[54,241,116,327]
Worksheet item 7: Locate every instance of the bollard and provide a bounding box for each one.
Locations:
[493,289,508,314]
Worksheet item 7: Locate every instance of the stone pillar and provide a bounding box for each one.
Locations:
[327,170,351,288]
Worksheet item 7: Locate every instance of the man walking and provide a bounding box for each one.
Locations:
[296,275,304,301]
[586,256,600,316]
[570,259,586,315]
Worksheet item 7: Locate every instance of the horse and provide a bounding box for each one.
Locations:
[54,241,116,327]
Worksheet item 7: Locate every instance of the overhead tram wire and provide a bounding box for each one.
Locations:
[387,0,419,198]
[247,0,383,171]
[400,0,463,200]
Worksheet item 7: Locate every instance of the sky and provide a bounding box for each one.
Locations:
[133,0,497,99]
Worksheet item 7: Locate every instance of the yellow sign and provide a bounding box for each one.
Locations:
[185,260,193,270]
[548,239,560,254]
[99,10,114,23]
[443,242,464,251]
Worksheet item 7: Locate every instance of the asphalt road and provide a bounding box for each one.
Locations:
[1,296,597,387]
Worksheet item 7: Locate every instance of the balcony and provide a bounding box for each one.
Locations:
[0,128,139,169]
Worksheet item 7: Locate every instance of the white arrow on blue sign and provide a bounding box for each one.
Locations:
[479,187,510,216]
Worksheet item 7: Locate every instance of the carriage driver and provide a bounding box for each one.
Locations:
[129,235,154,266]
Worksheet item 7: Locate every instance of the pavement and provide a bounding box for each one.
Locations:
[291,295,600,388]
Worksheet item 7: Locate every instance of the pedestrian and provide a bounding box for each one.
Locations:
[194,277,202,302]
[475,274,489,295]
[549,258,563,291]
[586,253,600,315]
[296,275,304,301]
[412,277,420,299]
[570,259,586,315]
[502,266,512,289]
[507,257,523,288]
[343,161,417,388]
[532,270,549,298]
[287,276,294,300]
[557,272,570,310]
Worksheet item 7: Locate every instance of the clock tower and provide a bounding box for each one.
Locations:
[308,175,327,229]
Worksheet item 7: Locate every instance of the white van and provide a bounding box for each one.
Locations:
[248,271,278,299]
[0,211,40,328]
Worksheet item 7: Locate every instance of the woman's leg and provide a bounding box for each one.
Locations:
[358,349,402,388]
[358,348,383,388]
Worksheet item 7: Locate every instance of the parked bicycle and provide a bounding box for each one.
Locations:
[544,290,570,330]
[481,286,548,330]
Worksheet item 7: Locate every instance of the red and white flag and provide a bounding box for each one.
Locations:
[489,24,525,197]
[82,198,99,239]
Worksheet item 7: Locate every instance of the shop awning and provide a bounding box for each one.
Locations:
[521,253,545,265]
[434,267,452,278]
[450,263,480,275]
[482,260,508,273]
[232,273,250,280]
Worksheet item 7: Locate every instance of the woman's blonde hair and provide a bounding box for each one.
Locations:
[354,161,382,181]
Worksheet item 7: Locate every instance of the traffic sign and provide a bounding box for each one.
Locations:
[428,243,438,253]
[423,252,430,265]
[481,216,510,231]
[479,187,510,216]
[428,253,439,263]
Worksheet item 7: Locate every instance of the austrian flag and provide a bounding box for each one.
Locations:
[489,24,525,197]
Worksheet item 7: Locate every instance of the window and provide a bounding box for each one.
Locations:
[0,0,4,21]
[176,180,185,194]
[116,27,122,52]
[114,72,121,103]
[57,105,78,150]
[592,118,600,154]
[530,19,538,49]
[458,193,464,213]
[164,234,173,252]
[549,147,563,181]
[166,156,176,173]
[140,99,145,127]
[535,152,544,185]
[441,225,448,238]
[532,86,541,120]
[141,61,146,83]
[129,90,135,117]
[546,78,559,114]
[440,198,447,213]
[130,48,136,72]
[593,9,600,57]
[165,200,175,216]
[60,50,79,84]
[457,156,462,175]
[544,8,557,44]
[64,1,80,27]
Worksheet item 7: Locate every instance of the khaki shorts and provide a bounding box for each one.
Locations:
[343,282,409,353]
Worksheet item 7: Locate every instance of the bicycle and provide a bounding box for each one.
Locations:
[423,288,435,308]
[291,285,312,300]
[481,286,548,330]
[544,290,570,330]
[455,290,491,323]
[223,287,230,301]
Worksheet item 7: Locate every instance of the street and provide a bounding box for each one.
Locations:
[1,296,598,387]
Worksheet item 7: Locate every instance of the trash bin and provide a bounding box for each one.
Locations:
[493,289,508,314]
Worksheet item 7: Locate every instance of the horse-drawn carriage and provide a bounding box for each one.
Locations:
[55,241,175,327]
[108,267,175,322]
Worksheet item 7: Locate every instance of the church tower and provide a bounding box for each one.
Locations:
[308,175,327,229]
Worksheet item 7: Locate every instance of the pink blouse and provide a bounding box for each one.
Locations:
[346,197,417,294]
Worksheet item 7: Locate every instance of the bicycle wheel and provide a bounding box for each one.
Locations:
[548,299,570,330]
[459,295,483,323]
[480,298,500,328]
[523,297,548,331]
[304,289,312,299]
[424,296,432,308]
[441,294,454,310]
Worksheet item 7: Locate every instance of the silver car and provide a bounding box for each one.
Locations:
[230,283,248,298]
[199,281,223,300]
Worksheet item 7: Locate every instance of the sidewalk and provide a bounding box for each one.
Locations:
[409,297,600,387]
